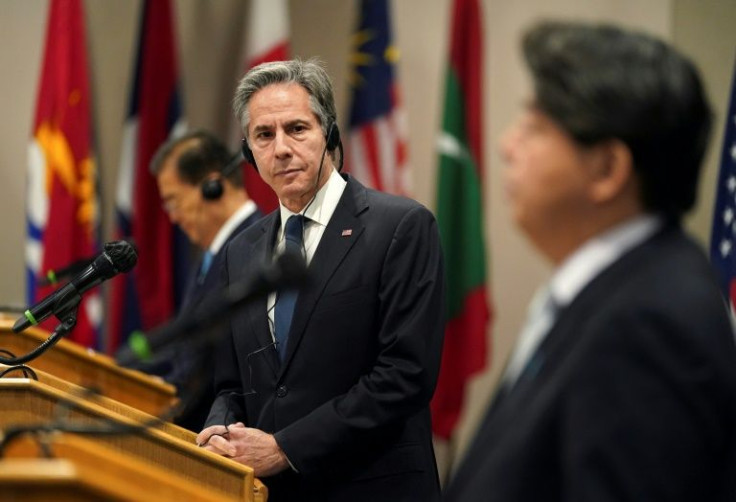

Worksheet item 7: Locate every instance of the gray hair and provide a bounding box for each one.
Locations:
[233,58,337,146]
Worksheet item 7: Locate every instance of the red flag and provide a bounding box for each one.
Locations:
[108,0,188,352]
[26,0,100,347]
[431,0,491,440]
[230,0,290,213]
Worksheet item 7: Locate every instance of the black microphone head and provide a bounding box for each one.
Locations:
[225,251,308,305]
[273,251,308,289]
[103,240,138,274]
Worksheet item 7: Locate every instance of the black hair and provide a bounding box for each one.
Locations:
[523,21,712,220]
[149,130,243,187]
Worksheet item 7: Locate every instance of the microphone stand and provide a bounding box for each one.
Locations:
[0,299,177,458]
[0,294,80,366]
[0,253,308,456]
[0,303,239,458]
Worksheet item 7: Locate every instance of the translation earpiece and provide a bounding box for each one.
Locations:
[200,153,243,200]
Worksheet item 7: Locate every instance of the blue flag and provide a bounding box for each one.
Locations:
[108,0,189,353]
[710,56,736,313]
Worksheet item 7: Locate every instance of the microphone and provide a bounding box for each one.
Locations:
[14,241,138,333]
[116,250,307,366]
[38,257,95,287]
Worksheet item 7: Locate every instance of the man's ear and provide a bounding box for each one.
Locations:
[587,139,634,203]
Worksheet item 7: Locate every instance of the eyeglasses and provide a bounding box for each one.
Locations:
[196,339,278,447]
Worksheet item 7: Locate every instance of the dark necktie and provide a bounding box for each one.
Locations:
[274,215,304,361]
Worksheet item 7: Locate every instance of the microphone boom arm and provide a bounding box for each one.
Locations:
[0,305,79,365]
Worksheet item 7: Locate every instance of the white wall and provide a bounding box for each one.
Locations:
[1,0,734,470]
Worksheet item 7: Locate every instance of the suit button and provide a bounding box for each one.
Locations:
[276,385,288,398]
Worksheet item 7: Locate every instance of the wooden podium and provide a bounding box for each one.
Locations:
[0,317,176,416]
[1,434,232,501]
[0,316,267,501]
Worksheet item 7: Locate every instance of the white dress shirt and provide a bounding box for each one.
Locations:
[266,169,347,338]
[208,200,259,255]
[502,214,663,389]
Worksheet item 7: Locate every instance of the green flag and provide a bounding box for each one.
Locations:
[431,0,491,440]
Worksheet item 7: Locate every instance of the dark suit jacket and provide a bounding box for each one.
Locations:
[444,225,736,502]
[122,210,262,432]
[206,175,445,501]
[170,209,263,431]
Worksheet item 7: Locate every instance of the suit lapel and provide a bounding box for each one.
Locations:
[183,212,264,311]
[279,179,368,374]
[242,213,281,376]
[179,260,202,312]
[485,226,675,424]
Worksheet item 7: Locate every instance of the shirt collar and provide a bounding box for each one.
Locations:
[208,200,258,254]
[549,214,663,308]
[278,169,347,237]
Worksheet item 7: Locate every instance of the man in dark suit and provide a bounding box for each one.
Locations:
[444,21,736,501]
[196,60,445,501]
[133,130,262,431]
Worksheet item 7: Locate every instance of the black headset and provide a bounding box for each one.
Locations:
[241,122,342,172]
[200,153,244,200]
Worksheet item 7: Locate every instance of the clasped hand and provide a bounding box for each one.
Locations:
[196,422,289,477]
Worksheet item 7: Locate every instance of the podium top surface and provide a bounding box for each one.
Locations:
[0,316,177,416]
[0,379,261,501]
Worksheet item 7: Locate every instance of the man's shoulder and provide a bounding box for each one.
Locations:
[579,226,728,335]
[220,209,265,247]
[629,226,712,281]
[345,175,432,219]
[226,210,276,252]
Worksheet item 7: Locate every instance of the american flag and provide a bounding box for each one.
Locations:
[345,0,410,196]
[710,57,736,314]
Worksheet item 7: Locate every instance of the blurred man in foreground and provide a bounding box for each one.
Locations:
[445,21,736,502]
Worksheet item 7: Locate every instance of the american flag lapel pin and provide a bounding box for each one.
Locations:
[341,229,353,237]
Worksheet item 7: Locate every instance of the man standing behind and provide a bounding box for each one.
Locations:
[196,59,445,501]
[444,21,736,501]
[141,130,262,431]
